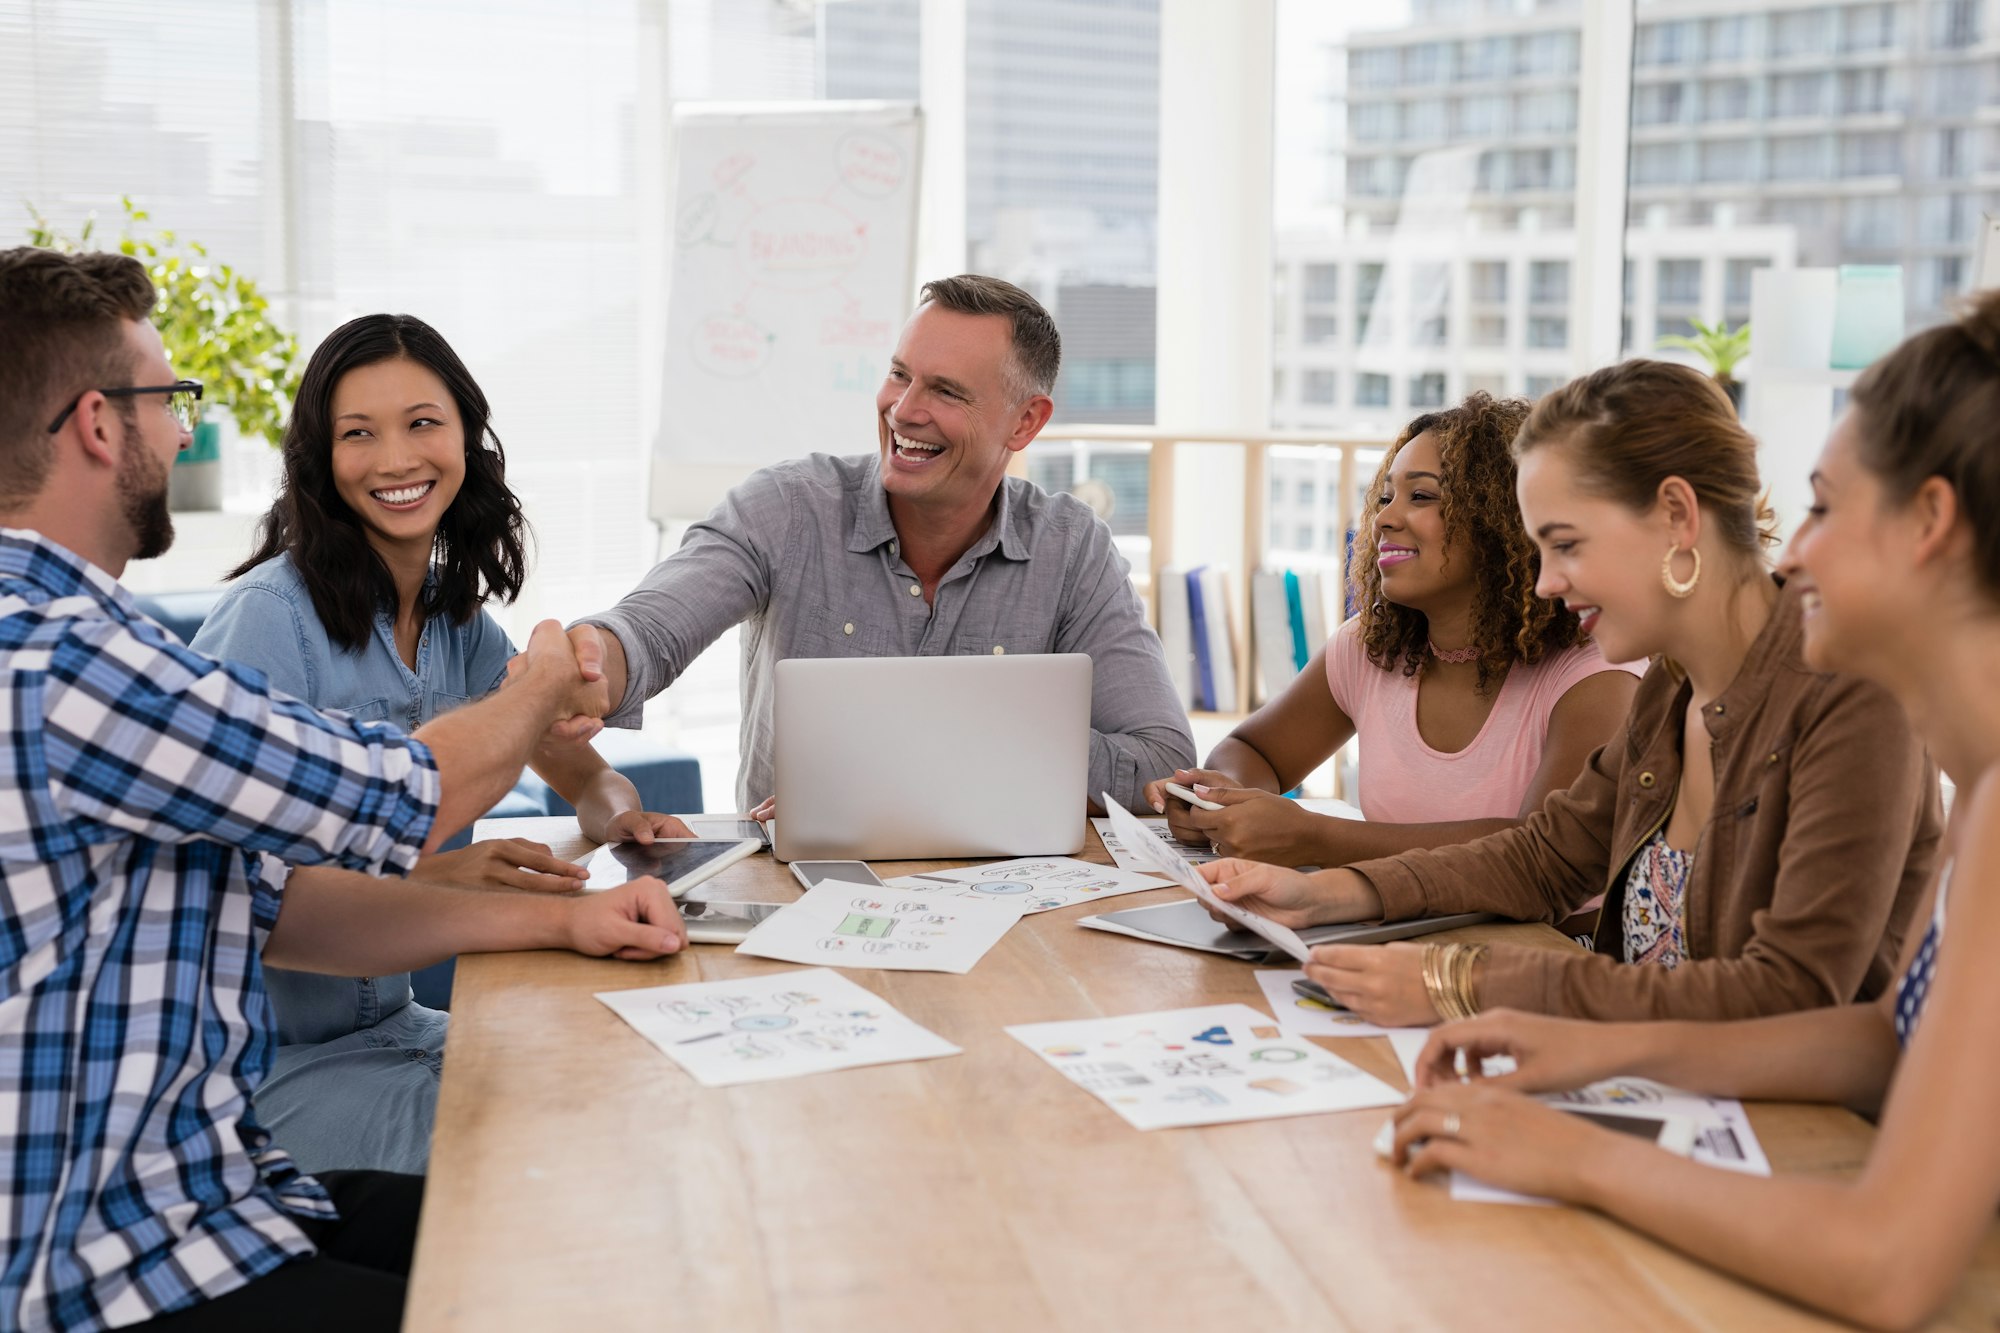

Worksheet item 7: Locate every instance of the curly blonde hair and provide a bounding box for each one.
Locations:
[1349,391,1584,692]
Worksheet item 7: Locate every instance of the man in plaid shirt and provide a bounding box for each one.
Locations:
[0,247,687,1331]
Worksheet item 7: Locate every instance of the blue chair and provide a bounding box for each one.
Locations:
[132,589,225,644]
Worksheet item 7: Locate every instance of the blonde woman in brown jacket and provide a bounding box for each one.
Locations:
[1386,291,2000,1332]
[1202,360,1943,1027]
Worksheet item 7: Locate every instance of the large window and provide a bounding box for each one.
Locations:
[1272,0,1587,440]
[1626,0,1999,356]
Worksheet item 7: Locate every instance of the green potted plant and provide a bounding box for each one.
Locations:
[1656,318,1751,413]
[26,198,300,510]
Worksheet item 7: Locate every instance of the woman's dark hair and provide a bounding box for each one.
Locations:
[1849,287,2000,599]
[1348,391,1583,692]
[231,313,527,652]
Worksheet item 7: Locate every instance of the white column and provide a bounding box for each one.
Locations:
[915,0,968,282]
[1157,0,1275,572]
[1571,4,1636,374]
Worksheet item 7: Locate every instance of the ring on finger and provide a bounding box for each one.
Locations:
[1442,1111,1462,1138]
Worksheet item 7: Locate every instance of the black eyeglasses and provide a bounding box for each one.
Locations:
[46,380,205,435]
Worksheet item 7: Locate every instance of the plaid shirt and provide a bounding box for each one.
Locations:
[0,529,440,1331]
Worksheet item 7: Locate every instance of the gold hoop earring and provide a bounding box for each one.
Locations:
[1662,545,1701,599]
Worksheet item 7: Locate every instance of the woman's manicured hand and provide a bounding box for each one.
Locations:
[1305,942,1442,1026]
[1391,1081,1619,1204]
[1412,1009,1632,1093]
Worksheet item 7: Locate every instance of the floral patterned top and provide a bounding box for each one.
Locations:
[1621,827,1694,968]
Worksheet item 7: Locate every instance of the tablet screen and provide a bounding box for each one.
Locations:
[584,840,754,891]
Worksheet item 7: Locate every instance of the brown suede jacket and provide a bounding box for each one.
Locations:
[1351,581,1944,1020]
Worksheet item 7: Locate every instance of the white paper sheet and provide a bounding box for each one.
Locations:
[1093,815,1221,871]
[1295,797,1366,821]
[1098,797,1312,964]
[882,856,1169,914]
[1006,1002,1403,1130]
[1447,1077,1772,1205]
[1254,968,1429,1041]
[734,881,1025,974]
[595,968,960,1087]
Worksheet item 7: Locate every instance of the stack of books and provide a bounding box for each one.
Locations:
[1157,566,1334,712]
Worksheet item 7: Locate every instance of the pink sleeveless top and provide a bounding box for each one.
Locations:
[1324,617,1641,824]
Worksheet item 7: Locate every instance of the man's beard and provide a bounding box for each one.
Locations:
[117,432,175,562]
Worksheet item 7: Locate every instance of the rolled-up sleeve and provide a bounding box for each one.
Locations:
[1055,519,1196,813]
[576,471,782,728]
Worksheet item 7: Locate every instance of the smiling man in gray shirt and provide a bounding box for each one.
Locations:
[572,274,1194,813]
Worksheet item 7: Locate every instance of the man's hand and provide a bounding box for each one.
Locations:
[600,810,698,844]
[1175,785,1329,865]
[416,838,589,893]
[1196,859,1379,929]
[566,878,687,960]
[749,796,775,824]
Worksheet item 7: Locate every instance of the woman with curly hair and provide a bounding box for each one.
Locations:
[1145,391,1640,868]
[190,313,693,1175]
[1203,362,1941,1030]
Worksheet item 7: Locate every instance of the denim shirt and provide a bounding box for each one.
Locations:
[189,553,513,1044]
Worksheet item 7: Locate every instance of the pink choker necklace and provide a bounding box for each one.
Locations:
[1430,641,1480,665]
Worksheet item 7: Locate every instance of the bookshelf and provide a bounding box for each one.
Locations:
[1016,426,1391,717]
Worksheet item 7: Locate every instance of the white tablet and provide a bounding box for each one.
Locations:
[582,838,761,899]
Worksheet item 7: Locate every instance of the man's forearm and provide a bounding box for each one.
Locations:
[413,679,563,850]
[264,866,574,975]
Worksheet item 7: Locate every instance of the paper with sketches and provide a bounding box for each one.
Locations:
[882,856,1168,914]
[1448,1077,1772,1205]
[1255,969,1425,1041]
[596,968,959,1087]
[1094,815,1221,871]
[734,881,1025,974]
[1099,797,1312,964]
[1007,1003,1402,1130]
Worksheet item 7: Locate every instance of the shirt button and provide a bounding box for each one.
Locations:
[992,645,1005,655]
[844,622,855,636]
[908,583,921,597]
[1712,703,1726,716]
[1638,771,1657,788]
[891,541,899,555]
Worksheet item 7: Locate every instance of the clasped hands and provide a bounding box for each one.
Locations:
[498,621,617,741]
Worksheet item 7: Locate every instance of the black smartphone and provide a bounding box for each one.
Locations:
[1291,976,1348,1010]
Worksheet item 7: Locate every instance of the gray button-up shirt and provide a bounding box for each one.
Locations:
[581,452,1195,812]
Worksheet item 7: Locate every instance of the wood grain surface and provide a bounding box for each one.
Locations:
[403,818,2000,1331]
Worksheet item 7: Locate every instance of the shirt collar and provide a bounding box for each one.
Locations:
[0,527,141,619]
[845,455,1032,564]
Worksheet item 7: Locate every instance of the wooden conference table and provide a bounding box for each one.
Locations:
[406,819,2000,1332]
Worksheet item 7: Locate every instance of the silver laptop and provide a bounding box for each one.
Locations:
[773,653,1092,861]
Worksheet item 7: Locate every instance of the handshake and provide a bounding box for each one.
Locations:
[503,622,625,743]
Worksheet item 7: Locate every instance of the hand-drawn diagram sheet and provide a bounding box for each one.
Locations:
[596,968,960,1087]
[882,856,1167,914]
[735,882,1025,974]
[1006,1003,1402,1130]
